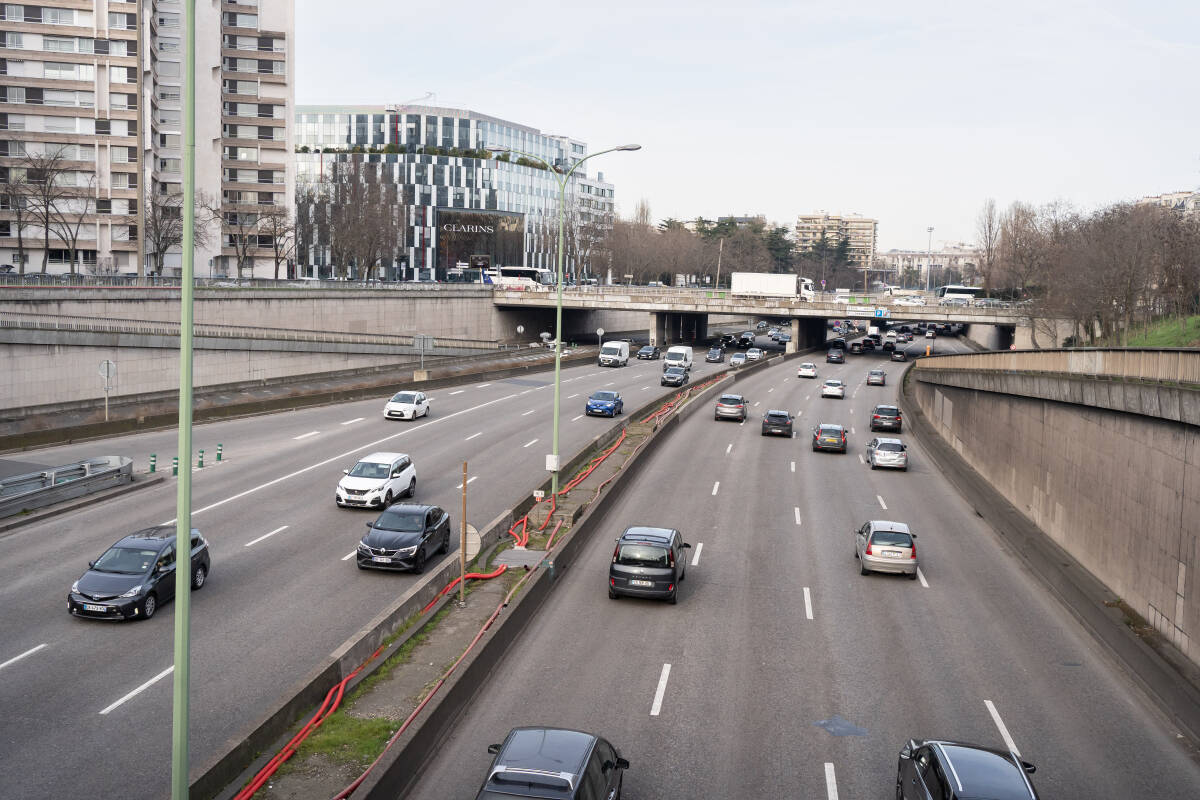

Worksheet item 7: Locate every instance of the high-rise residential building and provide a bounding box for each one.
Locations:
[293,104,615,281]
[0,0,294,278]
[794,211,878,267]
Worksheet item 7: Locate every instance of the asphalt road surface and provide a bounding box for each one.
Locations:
[405,335,1200,799]
[0,344,738,799]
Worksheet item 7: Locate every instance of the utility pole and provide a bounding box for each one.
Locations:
[925,226,934,293]
[714,237,723,289]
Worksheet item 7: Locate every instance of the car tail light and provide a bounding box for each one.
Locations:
[736,404,743,409]
[610,577,616,586]
[668,583,675,592]
[873,415,882,420]
[910,541,917,559]
[865,541,873,556]
[667,550,675,567]
[612,544,620,563]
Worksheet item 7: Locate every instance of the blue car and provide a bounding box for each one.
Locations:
[585,390,623,417]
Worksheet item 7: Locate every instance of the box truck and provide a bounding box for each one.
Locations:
[730,272,814,301]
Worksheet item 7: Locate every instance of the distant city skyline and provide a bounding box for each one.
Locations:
[296,0,1200,250]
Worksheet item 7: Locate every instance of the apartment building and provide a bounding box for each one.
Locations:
[794,211,878,267]
[0,0,294,277]
[877,242,980,287]
[1136,190,1200,216]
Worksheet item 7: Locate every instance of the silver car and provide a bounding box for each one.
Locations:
[820,379,845,399]
[746,348,765,361]
[866,369,886,386]
[855,520,918,579]
[866,437,908,470]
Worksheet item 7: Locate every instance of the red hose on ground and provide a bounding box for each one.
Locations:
[419,564,508,615]
[543,520,563,551]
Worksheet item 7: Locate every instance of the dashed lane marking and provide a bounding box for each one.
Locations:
[245,526,289,547]
[725,443,732,455]
[917,567,929,588]
[650,663,672,716]
[340,418,364,426]
[293,431,319,440]
[691,542,703,566]
[803,587,814,620]
[449,390,465,395]
[522,439,538,448]
[824,763,839,800]
[985,700,1021,757]
[465,432,482,441]
[794,507,802,526]
[712,481,720,496]
[877,494,887,510]
[522,409,536,416]
[0,643,48,671]
[100,665,174,715]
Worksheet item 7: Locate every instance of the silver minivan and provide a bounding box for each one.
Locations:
[866,437,908,470]
[855,520,918,579]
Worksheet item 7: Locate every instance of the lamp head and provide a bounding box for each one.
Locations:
[616,144,642,151]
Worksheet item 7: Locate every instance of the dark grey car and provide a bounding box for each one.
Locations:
[357,503,450,573]
[870,404,903,432]
[608,526,690,603]
[476,726,629,800]
[661,366,689,387]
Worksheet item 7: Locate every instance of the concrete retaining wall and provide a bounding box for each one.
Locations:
[909,375,1200,666]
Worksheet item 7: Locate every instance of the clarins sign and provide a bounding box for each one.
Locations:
[442,223,494,234]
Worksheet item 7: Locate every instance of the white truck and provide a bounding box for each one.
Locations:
[663,345,693,371]
[597,340,629,367]
[730,272,815,302]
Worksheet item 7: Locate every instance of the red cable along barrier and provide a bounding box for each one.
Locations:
[419,564,508,615]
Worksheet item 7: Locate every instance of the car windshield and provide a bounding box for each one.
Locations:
[601,345,622,354]
[348,461,391,479]
[373,510,424,532]
[617,544,670,567]
[666,367,685,375]
[718,395,742,405]
[390,392,418,404]
[708,349,721,355]
[92,546,158,574]
[591,392,618,402]
[877,442,904,452]
[871,531,912,547]
[732,354,745,360]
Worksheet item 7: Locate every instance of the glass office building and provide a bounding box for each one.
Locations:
[294,104,615,280]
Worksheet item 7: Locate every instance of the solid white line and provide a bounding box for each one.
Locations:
[449,389,465,395]
[768,387,774,393]
[567,393,579,399]
[162,391,525,525]
[790,461,795,472]
[824,762,839,800]
[340,418,364,426]
[691,542,703,566]
[985,700,1021,757]
[522,409,536,416]
[877,494,887,510]
[858,454,865,465]
[917,567,929,588]
[794,507,802,526]
[341,550,356,561]
[711,481,720,496]
[523,439,538,448]
[245,525,288,547]
[100,665,174,715]
[572,414,585,422]
[803,587,814,620]
[293,431,319,440]
[725,443,732,455]
[650,663,672,716]
[477,383,492,388]
[465,432,482,441]
[753,401,760,407]
[0,643,48,671]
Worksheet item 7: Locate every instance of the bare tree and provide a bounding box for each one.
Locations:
[3,174,32,274]
[975,198,1001,293]
[142,190,213,276]
[49,172,95,274]
[259,205,296,280]
[294,180,319,276]
[19,147,74,272]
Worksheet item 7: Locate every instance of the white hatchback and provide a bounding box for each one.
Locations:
[384,390,430,420]
[821,379,846,399]
[336,452,417,508]
[797,363,818,379]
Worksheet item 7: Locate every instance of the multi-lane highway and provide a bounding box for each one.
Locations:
[406,335,1200,799]
[0,340,739,799]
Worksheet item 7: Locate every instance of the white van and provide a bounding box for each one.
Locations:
[598,340,630,367]
[663,346,693,371]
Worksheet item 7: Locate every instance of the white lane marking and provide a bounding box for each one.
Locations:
[641,385,651,390]
[753,401,760,407]
[523,439,538,448]
[477,383,492,388]
[725,443,732,455]
[0,643,48,671]
[522,409,536,416]
[824,762,839,800]
[245,525,289,547]
[858,454,865,465]
[739,419,744,426]
[341,550,356,561]
[567,393,579,399]
[572,414,585,422]
[790,461,795,472]
[293,431,319,440]
[850,408,855,415]
[455,476,478,489]
[877,495,887,510]
[465,432,482,441]
[985,700,1021,757]
[768,387,774,393]
[711,481,720,496]
[794,507,802,526]
[340,418,364,426]
[650,663,672,716]
[605,382,615,387]
[158,392,524,525]
[917,567,929,588]
[449,390,465,395]
[100,665,174,715]
[805,395,811,401]
[691,542,703,565]
[803,587,814,620]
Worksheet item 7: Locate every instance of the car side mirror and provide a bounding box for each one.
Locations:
[899,744,912,760]
[910,533,917,538]
[365,521,373,529]
[615,757,630,770]
[343,469,350,475]
[88,560,95,569]
[1021,760,1036,774]
[487,743,502,755]
[682,542,692,548]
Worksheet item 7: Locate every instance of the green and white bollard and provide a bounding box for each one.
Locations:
[172,456,179,476]
[198,449,205,469]
[149,454,156,473]
[216,443,223,462]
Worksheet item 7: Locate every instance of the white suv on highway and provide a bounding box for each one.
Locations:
[336,452,417,508]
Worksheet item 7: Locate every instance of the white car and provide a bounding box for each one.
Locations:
[730,352,748,367]
[820,379,846,399]
[925,329,937,338]
[746,348,765,361]
[893,297,926,307]
[336,452,417,508]
[797,363,818,379]
[384,390,430,420]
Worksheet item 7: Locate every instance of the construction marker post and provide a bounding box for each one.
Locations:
[172,456,179,476]
[459,461,467,608]
[216,444,223,462]
[149,454,157,473]
[198,449,204,469]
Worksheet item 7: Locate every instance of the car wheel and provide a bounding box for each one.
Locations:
[191,564,207,591]
[909,569,918,581]
[139,592,157,620]
[412,548,426,574]
[715,414,720,421]
[439,531,450,555]
[406,478,416,498]
[384,490,393,506]
[902,466,909,472]
[423,406,430,418]
[667,590,678,605]
[860,561,870,576]
[608,587,618,599]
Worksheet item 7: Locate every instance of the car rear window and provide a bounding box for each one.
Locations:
[718,395,742,405]
[766,413,789,422]
[877,442,904,452]
[871,531,912,547]
[819,426,842,435]
[617,544,670,567]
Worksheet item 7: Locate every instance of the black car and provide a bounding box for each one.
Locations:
[870,404,903,432]
[829,337,847,350]
[720,333,737,346]
[761,410,794,437]
[738,332,756,348]
[477,727,629,800]
[897,739,1040,800]
[826,349,845,363]
[705,347,724,363]
[849,341,864,354]
[357,503,450,573]
[862,338,876,350]
[609,526,690,603]
[636,345,660,360]
[661,366,689,387]
[68,527,210,621]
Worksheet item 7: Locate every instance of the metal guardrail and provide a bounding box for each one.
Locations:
[0,274,498,291]
[912,348,1200,386]
[0,455,133,519]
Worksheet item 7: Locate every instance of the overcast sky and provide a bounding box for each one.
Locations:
[296,0,1199,250]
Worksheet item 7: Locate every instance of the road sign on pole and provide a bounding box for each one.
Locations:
[414,334,435,370]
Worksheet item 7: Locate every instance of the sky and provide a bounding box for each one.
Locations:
[295,0,1200,251]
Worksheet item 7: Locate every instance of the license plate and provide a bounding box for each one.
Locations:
[629,579,654,587]
[824,438,838,444]
[372,556,392,563]
[883,550,902,558]
[83,603,108,612]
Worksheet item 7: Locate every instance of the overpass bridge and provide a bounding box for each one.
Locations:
[492,285,1038,351]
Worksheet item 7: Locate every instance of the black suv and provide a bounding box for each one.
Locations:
[897,739,1040,799]
[870,404,903,432]
[476,726,630,800]
[357,503,451,573]
[609,526,690,603]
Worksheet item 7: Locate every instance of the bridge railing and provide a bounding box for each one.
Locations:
[913,349,1200,386]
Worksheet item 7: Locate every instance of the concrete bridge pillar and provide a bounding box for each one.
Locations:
[649,312,667,347]
[796,317,827,351]
[785,318,798,354]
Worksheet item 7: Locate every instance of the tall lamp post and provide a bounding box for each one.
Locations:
[487,143,640,496]
[925,226,934,292]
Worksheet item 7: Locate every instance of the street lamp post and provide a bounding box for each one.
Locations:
[925,226,934,293]
[487,143,640,497]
